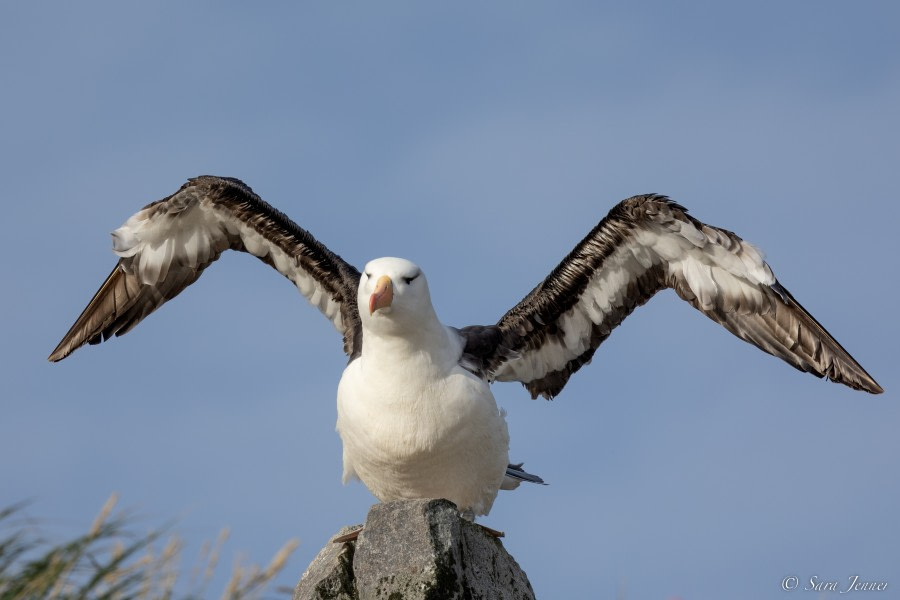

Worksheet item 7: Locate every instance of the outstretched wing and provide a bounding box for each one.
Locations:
[458,194,882,398]
[49,176,362,362]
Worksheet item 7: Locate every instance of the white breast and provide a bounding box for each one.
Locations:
[335,338,510,517]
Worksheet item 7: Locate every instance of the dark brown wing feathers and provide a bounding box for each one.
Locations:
[49,176,361,362]
[461,195,882,397]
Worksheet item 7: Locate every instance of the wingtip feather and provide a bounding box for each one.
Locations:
[48,265,129,363]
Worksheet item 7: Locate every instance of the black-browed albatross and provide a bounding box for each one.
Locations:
[49,176,882,521]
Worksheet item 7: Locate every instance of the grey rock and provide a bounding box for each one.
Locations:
[294,499,536,600]
[294,525,361,600]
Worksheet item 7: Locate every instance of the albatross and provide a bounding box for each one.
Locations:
[49,176,882,521]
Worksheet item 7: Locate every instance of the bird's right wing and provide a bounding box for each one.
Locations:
[49,176,362,362]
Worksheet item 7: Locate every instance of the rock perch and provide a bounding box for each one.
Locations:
[294,499,536,600]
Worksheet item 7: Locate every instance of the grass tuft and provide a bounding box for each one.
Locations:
[0,495,297,600]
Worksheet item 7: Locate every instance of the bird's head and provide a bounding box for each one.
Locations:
[358,257,436,336]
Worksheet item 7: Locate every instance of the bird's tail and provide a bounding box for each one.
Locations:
[501,462,546,490]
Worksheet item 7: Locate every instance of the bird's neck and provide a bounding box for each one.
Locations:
[362,319,461,373]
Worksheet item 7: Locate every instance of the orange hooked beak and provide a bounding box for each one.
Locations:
[368,275,394,315]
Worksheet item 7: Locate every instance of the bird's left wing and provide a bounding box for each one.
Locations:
[49,176,362,362]
[457,194,881,398]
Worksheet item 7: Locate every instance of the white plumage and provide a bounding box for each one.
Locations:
[337,260,511,516]
[49,176,882,520]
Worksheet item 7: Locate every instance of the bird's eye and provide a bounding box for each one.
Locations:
[364,272,372,279]
[403,273,419,285]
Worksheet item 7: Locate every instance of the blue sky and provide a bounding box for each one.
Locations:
[2,3,898,598]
